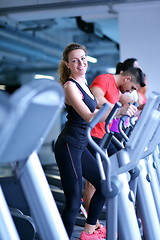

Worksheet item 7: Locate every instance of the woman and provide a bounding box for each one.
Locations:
[115,58,140,74]
[54,43,110,240]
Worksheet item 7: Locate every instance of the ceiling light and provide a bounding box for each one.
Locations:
[34,74,55,80]
[0,85,5,90]
[87,56,97,63]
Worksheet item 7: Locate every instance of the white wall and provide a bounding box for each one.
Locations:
[116,1,160,97]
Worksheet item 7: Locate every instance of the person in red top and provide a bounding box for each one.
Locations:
[90,73,120,140]
[83,67,145,236]
[90,68,145,141]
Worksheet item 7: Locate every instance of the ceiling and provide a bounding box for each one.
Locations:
[0,0,157,86]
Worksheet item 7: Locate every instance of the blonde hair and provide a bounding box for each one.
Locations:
[58,43,87,85]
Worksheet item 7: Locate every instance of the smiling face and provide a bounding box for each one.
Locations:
[65,49,88,78]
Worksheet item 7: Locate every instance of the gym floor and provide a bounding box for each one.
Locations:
[72,225,84,240]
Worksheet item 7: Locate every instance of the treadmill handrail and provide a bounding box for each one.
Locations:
[116,91,160,175]
[87,102,122,193]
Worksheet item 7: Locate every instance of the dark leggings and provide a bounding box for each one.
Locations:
[55,138,105,238]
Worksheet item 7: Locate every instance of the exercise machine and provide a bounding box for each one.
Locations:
[0,79,69,240]
[87,91,160,240]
